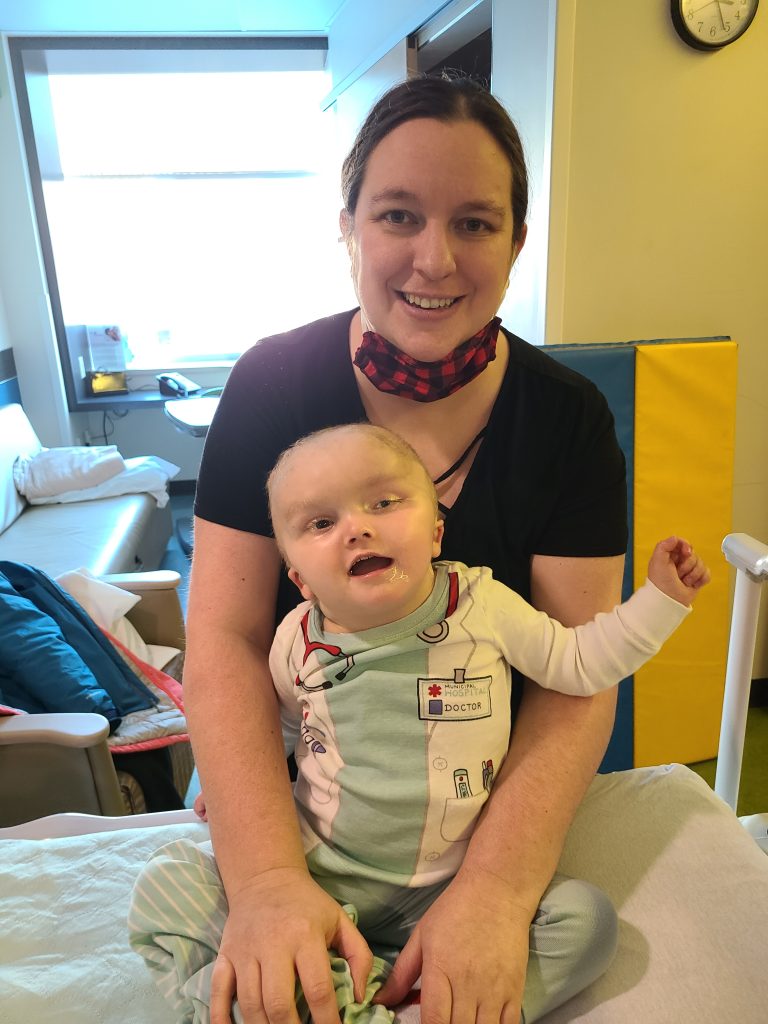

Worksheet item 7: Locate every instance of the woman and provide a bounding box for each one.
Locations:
[187,75,627,1024]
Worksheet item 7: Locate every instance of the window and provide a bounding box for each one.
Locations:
[10,38,356,405]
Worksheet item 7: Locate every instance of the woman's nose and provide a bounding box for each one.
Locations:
[412,221,456,279]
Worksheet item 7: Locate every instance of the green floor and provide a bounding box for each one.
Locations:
[687,705,768,816]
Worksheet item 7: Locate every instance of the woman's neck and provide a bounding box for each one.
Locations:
[348,310,508,506]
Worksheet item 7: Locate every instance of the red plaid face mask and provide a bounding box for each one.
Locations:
[353,317,502,403]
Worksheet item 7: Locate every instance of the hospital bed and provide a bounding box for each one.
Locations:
[1,534,767,1023]
[1,765,766,1022]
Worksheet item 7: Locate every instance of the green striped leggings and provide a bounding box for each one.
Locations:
[129,839,617,1023]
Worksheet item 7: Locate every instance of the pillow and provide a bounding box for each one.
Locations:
[13,446,125,500]
[28,456,180,509]
[56,568,139,629]
[56,569,181,671]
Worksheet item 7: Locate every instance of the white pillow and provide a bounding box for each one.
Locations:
[28,456,180,509]
[56,567,139,628]
[55,568,181,670]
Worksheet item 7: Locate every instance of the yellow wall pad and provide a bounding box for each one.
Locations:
[633,341,736,766]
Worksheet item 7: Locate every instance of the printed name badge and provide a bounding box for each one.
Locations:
[417,668,492,721]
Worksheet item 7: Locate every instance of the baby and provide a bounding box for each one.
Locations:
[132,423,709,1023]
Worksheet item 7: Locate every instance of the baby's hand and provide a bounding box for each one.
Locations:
[648,536,711,606]
[193,791,208,822]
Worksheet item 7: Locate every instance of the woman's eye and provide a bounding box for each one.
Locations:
[461,218,491,234]
[382,210,413,226]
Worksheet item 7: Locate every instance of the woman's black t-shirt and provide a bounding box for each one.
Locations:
[195,309,628,633]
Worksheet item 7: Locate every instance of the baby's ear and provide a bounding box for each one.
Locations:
[287,566,315,603]
[433,518,445,559]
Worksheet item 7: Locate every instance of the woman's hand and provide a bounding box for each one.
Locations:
[211,867,373,1024]
[373,869,530,1024]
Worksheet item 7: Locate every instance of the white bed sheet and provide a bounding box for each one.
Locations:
[0,818,208,1023]
[1,767,767,1024]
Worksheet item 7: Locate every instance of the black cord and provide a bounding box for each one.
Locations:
[98,408,130,444]
[432,428,487,485]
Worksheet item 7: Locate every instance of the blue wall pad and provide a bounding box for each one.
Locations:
[547,343,636,772]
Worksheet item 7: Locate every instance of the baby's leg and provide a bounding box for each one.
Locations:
[129,839,395,1024]
[521,873,618,1023]
[128,838,234,1023]
[315,869,615,1024]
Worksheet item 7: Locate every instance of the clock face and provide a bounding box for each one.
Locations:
[673,0,759,49]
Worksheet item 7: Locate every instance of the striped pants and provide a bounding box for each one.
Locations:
[129,839,617,1024]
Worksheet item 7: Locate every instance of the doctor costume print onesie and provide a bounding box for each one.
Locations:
[130,557,689,1023]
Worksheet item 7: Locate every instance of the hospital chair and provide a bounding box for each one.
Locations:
[0,569,187,827]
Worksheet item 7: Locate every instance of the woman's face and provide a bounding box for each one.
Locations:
[342,117,522,362]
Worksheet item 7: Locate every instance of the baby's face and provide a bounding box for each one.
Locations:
[272,432,443,633]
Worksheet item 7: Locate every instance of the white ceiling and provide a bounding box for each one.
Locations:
[0,0,349,35]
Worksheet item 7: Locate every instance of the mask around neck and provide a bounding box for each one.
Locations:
[353,317,502,403]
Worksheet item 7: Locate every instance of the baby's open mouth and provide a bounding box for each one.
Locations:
[349,555,394,577]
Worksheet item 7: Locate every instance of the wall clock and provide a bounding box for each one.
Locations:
[671,0,759,50]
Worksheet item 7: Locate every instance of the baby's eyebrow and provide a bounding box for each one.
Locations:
[360,473,404,492]
[281,499,321,523]
[280,475,403,519]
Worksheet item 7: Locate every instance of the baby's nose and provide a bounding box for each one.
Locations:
[344,515,373,543]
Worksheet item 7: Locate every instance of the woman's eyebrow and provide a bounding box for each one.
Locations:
[369,188,419,205]
[369,190,506,220]
[456,200,507,219]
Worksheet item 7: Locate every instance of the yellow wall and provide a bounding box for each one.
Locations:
[548,1,768,677]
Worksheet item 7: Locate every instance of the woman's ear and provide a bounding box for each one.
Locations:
[339,208,351,242]
[433,518,445,559]
[287,567,315,603]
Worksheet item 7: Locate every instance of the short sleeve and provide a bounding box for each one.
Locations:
[194,342,294,537]
[533,380,627,558]
[194,310,364,540]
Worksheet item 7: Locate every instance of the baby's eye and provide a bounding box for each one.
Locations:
[309,517,334,531]
[373,497,402,510]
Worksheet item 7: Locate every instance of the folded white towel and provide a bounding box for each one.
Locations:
[13,446,125,499]
[26,455,180,508]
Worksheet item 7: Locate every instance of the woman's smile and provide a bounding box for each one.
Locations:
[400,291,462,311]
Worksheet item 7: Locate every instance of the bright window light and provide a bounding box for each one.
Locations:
[39,67,354,367]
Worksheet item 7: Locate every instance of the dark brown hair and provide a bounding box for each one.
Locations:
[341,74,528,248]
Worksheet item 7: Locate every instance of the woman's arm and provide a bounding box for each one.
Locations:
[474,551,625,888]
[375,552,624,1023]
[184,518,372,1024]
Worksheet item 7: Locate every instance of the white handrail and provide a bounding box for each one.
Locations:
[714,533,768,811]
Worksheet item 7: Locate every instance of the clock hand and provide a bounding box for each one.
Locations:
[688,0,717,14]
[714,1,731,29]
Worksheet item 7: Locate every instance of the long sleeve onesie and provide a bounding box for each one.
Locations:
[269,561,689,889]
